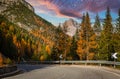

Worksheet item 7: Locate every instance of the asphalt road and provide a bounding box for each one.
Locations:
[3,65,120,79]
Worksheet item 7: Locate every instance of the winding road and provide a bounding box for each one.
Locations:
[3,65,120,79]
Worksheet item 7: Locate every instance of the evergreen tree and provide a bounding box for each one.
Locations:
[93,14,101,36]
[93,14,101,59]
[51,24,70,60]
[69,36,79,60]
[99,7,114,61]
[114,8,120,60]
[116,9,120,34]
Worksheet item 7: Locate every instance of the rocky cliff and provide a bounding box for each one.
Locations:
[62,19,80,36]
[0,0,34,12]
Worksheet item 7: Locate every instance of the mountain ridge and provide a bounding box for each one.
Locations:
[0,0,34,12]
[0,0,67,61]
[0,0,55,32]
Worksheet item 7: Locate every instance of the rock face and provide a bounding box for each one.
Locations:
[1,0,21,3]
[0,0,57,38]
[62,19,80,36]
[0,0,34,12]
[0,0,36,31]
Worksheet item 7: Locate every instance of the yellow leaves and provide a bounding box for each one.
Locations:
[77,37,84,59]
[0,53,3,66]
[76,47,84,54]
[1,22,6,26]
[13,35,23,49]
[46,45,51,55]
[89,39,98,49]
[77,28,97,60]
[77,40,83,45]
[76,38,85,60]
[9,25,14,31]
[30,30,54,46]
[88,53,95,60]
[13,35,17,45]
[90,34,96,40]
[21,38,27,45]
[40,55,44,61]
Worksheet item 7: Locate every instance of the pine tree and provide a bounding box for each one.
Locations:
[114,8,120,60]
[69,36,79,60]
[93,14,101,59]
[93,14,101,36]
[116,9,120,34]
[99,7,114,61]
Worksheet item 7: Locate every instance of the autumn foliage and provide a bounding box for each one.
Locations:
[0,7,120,62]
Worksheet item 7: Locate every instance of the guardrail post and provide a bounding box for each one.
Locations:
[72,62,74,65]
[85,62,87,66]
[114,64,116,68]
[99,63,101,67]
[113,61,116,68]
[113,59,116,68]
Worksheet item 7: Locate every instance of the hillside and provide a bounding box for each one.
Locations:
[0,0,70,61]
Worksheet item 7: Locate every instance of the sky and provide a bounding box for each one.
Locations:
[25,0,120,26]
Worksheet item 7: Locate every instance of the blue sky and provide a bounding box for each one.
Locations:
[26,0,120,26]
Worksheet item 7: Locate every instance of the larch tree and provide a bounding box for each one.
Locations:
[77,13,97,60]
[85,12,97,60]
[76,14,86,60]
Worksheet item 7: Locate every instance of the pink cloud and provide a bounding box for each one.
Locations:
[25,0,120,19]
[26,0,82,18]
[35,0,73,18]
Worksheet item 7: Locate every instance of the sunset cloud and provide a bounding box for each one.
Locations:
[26,0,120,19]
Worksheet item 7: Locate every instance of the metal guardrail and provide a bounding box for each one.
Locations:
[20,60,120,66]
[0,65,17,75]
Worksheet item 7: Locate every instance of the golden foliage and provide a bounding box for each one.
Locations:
[21,38,27,45]
[90,34,96,40]
[40,55,44,61]
[88,53,95,60]
[30,30,54,46]
[46,45,51,55]
[76,13,98,60]
[1,22,6,26]
[13,35,17,45]
[76,38,85,60]
[0,53,3,66]
[9,25,14,31]
[89,41,98,48]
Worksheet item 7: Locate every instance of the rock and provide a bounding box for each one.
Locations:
[0,0,34,12]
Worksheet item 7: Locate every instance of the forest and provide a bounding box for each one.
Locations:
[0,7,120,63]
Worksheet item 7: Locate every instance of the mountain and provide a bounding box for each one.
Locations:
[0,0,69,61]
[61,19,80,36]
[0,0,50,31]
